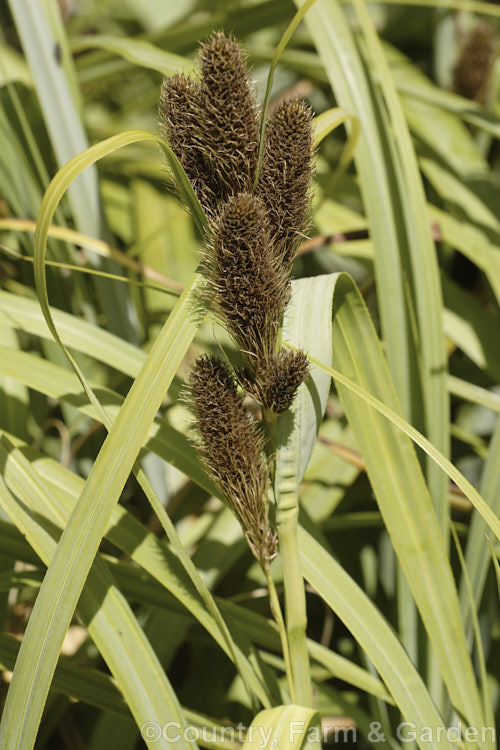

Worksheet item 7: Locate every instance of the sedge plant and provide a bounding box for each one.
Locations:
[1,3,500,749]
[160,32,314,703]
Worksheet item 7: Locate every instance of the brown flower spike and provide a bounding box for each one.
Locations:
[188,355,277,563]
[242,349,310,415]
[453,23,495,104]
[159,32,259,218]
[198,32,260,207]
[257,99,314,266]
[159,74,214,213]
[203,193,290,364]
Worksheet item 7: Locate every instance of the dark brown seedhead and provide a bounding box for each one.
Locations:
[159,33,260,218]
[257,99,314,266]
[159,74,214,213]
[242,349,310,415]
[453,23,495,104]
[188,355,277,563]
[198,32,260,207]
[204,193,290,363]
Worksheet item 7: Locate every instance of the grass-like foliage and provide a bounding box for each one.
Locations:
[0,2,499,750]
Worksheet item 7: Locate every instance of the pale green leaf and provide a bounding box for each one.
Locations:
[0,131,207,750]
[299,528,453,750]
[242,706,321,750]
[286,272,484,730]
[0,435,194,750]
[71,35,196,77]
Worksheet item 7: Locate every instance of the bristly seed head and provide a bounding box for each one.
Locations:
[453,23,495,105]
[159,74,216,214]
[198,32,260,206]
[159,32,259,219]
[241,349,310,415]
[163,39,317,562]
[257,99,314,266]
[204,193,291,363]
[188,355,277,563]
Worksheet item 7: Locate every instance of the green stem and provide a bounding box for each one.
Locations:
[262,407,313,706]
[252,0,319,190]
[275,486,313,707]
[264,562,295,703]
[262,408,278,486]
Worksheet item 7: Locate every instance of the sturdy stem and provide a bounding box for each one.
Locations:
[264,561,295,703]
[261,411,295,700]
[262,408,278,486]
[262,407,313,706]
[275,486,313,707]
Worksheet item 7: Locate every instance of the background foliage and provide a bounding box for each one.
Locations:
[0,0,499,749]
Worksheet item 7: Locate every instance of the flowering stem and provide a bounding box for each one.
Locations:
[262,406,312,706]
[275,485,313,707]
[263,561,295,703]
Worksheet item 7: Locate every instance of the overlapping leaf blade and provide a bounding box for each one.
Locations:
[282,273,485,739]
